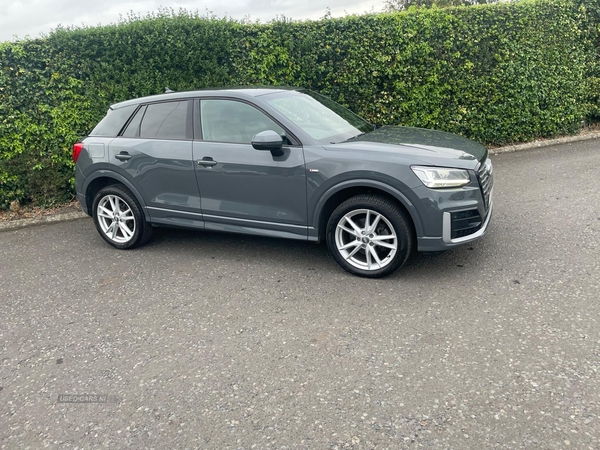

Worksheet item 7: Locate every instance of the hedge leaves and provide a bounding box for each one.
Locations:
[0,0,598,207]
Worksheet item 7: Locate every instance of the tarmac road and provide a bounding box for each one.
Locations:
[1,140,599,449]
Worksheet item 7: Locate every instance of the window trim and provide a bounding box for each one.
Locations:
[193,99,202,140]
[118,99,193,141]
[186,100,194,140]
[120,104,146,138]
[195,97,302,147]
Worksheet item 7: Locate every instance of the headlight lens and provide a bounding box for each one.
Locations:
[411,166,470,189]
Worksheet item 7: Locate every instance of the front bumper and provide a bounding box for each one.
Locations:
[442,199,493,245]
[415,159,493,252]
[417,199,492,252]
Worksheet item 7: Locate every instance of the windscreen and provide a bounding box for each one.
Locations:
[262,90,373,144]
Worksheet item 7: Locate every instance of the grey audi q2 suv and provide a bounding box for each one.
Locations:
[74,87,493,278]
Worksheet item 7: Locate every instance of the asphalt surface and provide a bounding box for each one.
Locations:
[1,140,599,449]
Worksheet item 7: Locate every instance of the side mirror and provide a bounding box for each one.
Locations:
[251,130,284,156]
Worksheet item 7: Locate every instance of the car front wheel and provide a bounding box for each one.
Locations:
[326,195,414,278]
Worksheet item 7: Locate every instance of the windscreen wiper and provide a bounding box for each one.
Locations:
[345,132,366,142]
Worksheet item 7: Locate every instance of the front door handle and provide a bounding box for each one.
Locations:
[198,157,217,167]
[115,152,132,161]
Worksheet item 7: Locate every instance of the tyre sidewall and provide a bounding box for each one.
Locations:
[326,197,412,278]
[92,185,145,249]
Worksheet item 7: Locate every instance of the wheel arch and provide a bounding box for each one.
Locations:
[83,171,150,221]
[313,180,423,242]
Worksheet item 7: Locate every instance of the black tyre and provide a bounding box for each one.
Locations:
[92,184,152,249]
[326,194,414,278]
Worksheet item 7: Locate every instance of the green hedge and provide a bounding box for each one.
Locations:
[0,0,598,208]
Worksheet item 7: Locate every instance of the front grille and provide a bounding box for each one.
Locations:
[450,209,482,239]
[477,158,494,211]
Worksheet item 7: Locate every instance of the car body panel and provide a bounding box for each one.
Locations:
[107,137,201,225]
[302,143,486,241]
[192,141,308,238]
[347,125,487,164]
[76,165,151,222]
[306,177,424,242]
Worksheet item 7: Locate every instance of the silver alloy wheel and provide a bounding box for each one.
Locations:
[96,194,136,244]
[334,208,398,271]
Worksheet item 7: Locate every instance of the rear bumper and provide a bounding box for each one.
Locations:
[75,164,91,216]
[76,193,91,217]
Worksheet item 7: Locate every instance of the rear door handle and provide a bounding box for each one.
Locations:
[115,152,132,161]
[198,157,217,167]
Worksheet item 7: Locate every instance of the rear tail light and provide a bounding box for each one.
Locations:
[72,142,84,163]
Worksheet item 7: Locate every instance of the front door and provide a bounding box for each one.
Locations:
[192,98,307,239]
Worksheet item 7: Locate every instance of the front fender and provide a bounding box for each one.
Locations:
[310,178,424,239]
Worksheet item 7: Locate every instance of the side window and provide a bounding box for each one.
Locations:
[140,101,188,140]
[90,105,137,136]
[200,100,285,144]
[122,106,146,137]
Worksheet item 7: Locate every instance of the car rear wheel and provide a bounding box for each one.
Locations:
[326,195,414,278]
[92,184,152,249]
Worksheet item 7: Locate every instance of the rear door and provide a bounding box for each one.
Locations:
[192,98,307,239]
[108,100,204,228]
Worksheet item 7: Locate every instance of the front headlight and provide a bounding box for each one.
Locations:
[411,166,470,189]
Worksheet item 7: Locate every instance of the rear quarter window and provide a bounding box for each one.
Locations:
[90,105,137,136]
[122,106,146,137]
[140,101,188,140]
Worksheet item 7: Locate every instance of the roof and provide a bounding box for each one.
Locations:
[110,86,301,110]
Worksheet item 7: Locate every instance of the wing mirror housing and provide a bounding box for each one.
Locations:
[251,130,284,156]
